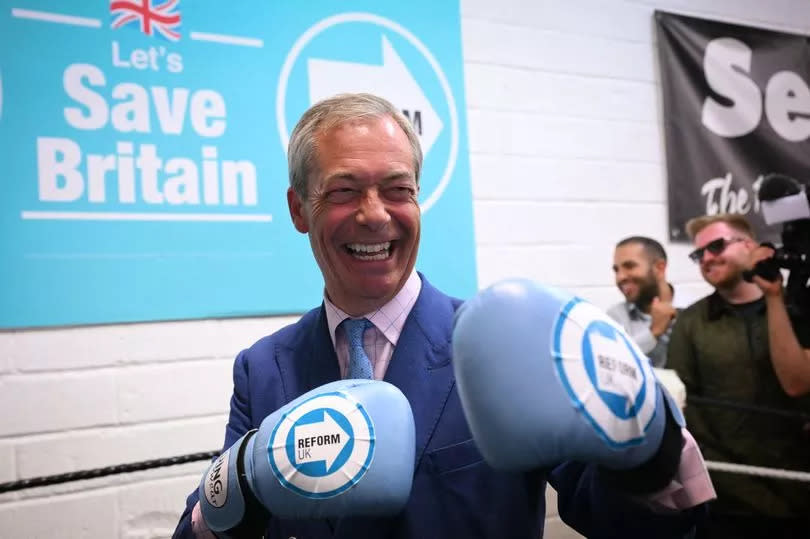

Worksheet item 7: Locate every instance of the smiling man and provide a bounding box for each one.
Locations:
[286,105,421,321]
[173,94,712,539]
[608,236,679,367]
[668,213,810,538]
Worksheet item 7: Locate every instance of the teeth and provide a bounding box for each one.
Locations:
[347,242,390,254]
[346,242,391,260]
[360,252,388,260]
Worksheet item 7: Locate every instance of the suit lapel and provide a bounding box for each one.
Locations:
[276,306,341,402]
[305,306,342,389]
[335,278,459,539]
[383,276,457,468]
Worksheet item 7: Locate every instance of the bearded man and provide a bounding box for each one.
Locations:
[608,236,679,367]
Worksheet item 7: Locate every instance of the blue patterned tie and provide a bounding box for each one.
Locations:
[342,318,374,379]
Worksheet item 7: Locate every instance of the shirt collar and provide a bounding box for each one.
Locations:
[626,301,649,321]
[324,270,422,348]
[707,290,766,320]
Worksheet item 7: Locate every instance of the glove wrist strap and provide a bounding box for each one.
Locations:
[220,429,270,539]
[597,400,684,495]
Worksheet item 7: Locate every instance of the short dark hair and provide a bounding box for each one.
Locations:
[616,236,667,262]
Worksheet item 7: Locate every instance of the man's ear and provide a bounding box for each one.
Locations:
[287,187,309,233]
[653,258,667,280]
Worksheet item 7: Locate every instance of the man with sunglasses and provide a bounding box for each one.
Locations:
[668,213,810,539]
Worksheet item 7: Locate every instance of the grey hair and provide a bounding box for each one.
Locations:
[287,93,423,198]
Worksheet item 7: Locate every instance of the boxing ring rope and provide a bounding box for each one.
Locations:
[1,396,808,494]
[0,451,217,494]
[686,394,810,482]
[705,461,810,482]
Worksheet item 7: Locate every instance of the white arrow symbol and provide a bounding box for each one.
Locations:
[294,410,350,471]
[590,332,644,415]
[307,35,443,157]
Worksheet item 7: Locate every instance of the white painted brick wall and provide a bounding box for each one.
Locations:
[117,360,233,423]
[119,470,211,539]
[0,445,15,484]
[0,489,119,537]
[0,371,119,435]
[15,418,224,478]
[1,1,808,537]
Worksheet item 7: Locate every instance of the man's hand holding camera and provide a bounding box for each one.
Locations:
[748,243,810,397]
[748,244,784,297]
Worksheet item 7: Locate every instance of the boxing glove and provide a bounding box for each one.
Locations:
[198,379,415,536]
[452,279,683,491]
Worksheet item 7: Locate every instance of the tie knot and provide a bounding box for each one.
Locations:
[341,318,374,380]
[342,318,373,347]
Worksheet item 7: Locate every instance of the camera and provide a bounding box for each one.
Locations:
[746,173,810,318]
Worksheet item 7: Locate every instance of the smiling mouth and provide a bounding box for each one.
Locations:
[345,241,392,261]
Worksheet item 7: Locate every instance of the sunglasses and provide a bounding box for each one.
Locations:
[688,237,745,263]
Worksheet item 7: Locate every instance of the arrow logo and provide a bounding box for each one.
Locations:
[293,410,350,472]
[307,35,443,157]
[589,332,644,415]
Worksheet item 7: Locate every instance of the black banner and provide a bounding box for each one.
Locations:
[656,11,810,242]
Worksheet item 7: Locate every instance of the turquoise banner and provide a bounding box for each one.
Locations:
[0,1,476,327]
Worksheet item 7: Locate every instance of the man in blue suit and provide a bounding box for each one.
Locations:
[174,93,709,538]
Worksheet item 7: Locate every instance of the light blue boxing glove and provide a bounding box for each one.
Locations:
[198,379,415,536]
[452,279,683,492]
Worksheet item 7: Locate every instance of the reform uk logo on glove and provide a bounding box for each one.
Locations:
[552,299,658,447]
[268,391,376,498]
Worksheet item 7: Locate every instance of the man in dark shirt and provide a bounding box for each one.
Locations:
[668,213,810,538]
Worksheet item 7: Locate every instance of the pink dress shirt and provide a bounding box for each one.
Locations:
[325,270,421,381]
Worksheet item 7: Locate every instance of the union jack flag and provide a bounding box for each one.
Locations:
[110,0,181,41]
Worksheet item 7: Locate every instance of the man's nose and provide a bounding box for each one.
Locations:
[356,189,391,230]
[699,247,717,264]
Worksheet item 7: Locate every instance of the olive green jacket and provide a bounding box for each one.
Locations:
[668,292,810,518]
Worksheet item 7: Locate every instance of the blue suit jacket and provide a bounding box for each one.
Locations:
[174,275,702,538]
